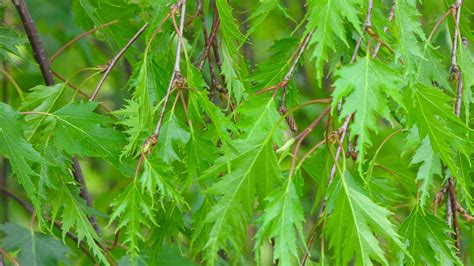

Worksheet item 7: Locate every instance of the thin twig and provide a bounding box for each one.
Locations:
[433,185,448,215]
[50,20,119,63]
[153,0,186,137]
[133,0,187,178]
[427,6,455,43]
[457,203,474,223]
[327,114,352,185]
[289,107,330,177]
[451,0,463,116]
[300,114,351,265]
[351,0,373,62]
[448,178,461,255]
[0,67,24,101]
[256,31,314,96]
[373,2,395,58]
[0,247,18,266]
[52,70,114,113]
[90,23,149,101]
[446,0,463,256]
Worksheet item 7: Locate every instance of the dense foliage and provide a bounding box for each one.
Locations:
[0,0,473,265]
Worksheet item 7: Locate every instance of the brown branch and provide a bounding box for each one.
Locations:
[373,2,395,58]
[300,115,351,265]
[327,114,353,185]
[446,0,463,257]
[427,6,455,43]
[11,0,102,237]
[351,0,373,62]
[12,0,54,85]
[0,188,95,263]
[50,20,119,63]
[289,107,330,177]
[52,71,114,113]
[451,0,463,117]
[0,247,18,266]
[90,22,149,101]
[433,185,448,215]
[457,203,474,223]
[448,178,461,255]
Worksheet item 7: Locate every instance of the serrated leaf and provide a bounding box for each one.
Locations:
[399,210,461,265]
[306,0,362,82]
[254,179,305,265]
[332,56,403,163]
[0,103,44,210]
[157,114,190,163]
[0,27,27,57]
[140,157,184,204]
[201,136,281,264]
[109,181,156,261]
[410,137,441,208]
[458,44,473,122]
[49,171,107,264]
[48,102,130,175]
[0,223,70,265]
[392,0,425,71]
[325,172,406,265]
[405,83,469,180]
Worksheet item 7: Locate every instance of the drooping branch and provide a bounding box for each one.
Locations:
[50,20,119,63]
[90,22,149,101]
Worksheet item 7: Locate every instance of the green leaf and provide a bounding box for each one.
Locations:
[156,114,190,163]
[410,137,441,208]
[244,0,279,42]
[21,84,65,138]
[49,102,129,174]
[0,27,27,57]
[115,99,148,158]
[49,171,107,264]
[399,210,461,265]
[325,172,406,265]
[458,44,473,122]
[201,136,281,264]
[0,103,44,210]
[405,83,469,179]
[332,56,403,163]
[249,38,299,91]
[140,157,184,204]
[306,0,362,81]
[237,96,283,141]
[109,180,156,261]
[254,179,305,265]
[0,223,70,265]
[392,0,425,71]
[215,0,246,102]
